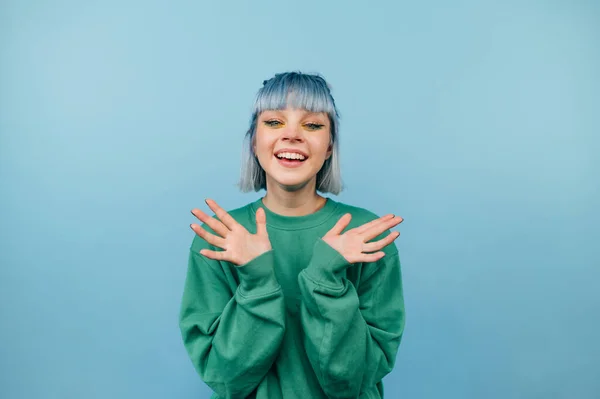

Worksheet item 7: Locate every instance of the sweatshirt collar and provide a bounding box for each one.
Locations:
[250,196,339,230]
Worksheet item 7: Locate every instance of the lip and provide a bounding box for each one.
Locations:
[275,155,306,168]
[274,148,309,159]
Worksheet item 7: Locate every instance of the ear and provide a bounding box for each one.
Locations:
[325,144,333,160]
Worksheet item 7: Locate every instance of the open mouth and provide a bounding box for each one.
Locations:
[274,153,308,167]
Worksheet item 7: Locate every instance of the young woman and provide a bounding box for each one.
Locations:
[179,72,405,399]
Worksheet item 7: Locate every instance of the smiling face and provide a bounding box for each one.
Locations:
[253,107,333,191]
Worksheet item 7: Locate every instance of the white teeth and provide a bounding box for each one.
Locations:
[276,152,306,160]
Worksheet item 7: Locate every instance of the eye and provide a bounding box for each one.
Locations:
[304,123,325,131]
[263,119,283,127]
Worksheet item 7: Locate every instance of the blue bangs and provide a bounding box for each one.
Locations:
[254,72,338,117]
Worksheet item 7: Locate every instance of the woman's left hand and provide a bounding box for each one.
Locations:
[190,199,272,266]
[322,213,403,264]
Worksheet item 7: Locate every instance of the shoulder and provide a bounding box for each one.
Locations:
[334,199,382,224]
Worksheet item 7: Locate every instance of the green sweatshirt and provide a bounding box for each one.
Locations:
[179,197,405,399]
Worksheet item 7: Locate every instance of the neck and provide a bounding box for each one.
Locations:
[262,178,327,217]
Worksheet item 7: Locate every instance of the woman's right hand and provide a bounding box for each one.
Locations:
[190,199,272,266]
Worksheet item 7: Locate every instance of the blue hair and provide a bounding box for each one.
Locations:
[237,71,344,194]
[253,72,340,136]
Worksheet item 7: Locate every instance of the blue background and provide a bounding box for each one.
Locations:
[1,1,598,398]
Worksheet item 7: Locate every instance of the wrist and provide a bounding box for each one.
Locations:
[236,250,279,295]
[303,239,350,288]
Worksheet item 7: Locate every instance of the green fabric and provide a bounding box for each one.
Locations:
[179,197,405,399]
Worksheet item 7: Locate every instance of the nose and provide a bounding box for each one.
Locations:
[280,122,304,143]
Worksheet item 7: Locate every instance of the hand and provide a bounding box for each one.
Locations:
[322,213,403,264]
[190,199,272,266]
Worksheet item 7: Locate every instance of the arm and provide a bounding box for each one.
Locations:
[298,234,405,398]
[179,247,286,398]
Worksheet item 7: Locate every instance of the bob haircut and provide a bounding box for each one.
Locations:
[237,71,344,194]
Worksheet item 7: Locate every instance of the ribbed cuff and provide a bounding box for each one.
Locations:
[236,250,280,295]
[303,238,351,289]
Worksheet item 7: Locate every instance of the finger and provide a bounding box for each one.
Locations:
[255,207,268,237]
[363,216,403,241]
[357,251,386,263]
[191,208,229,238]
[205,199,242,231]
[199,248,227,261]
[190,224,227,248]
[362,231,400,253]
[326,213,352,236]
[355,214,395,234]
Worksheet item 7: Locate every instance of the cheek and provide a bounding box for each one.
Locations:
[310,137,332,158]
[253,132,275,158]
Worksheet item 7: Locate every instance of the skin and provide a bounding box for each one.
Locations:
[190,106,403,266]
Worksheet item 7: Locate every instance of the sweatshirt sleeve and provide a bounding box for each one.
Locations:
[179,244,286,399]
[297,238,405,398]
